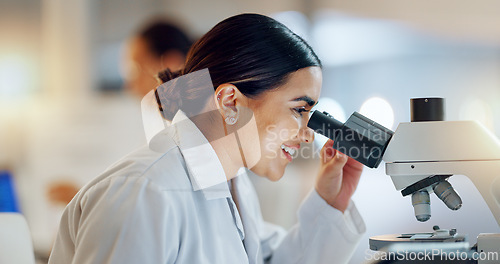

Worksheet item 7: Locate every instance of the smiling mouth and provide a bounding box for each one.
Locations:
[281,144,296,161]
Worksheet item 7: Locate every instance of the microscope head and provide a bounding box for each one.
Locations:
[308,97,500,224]
[391,98,461,221]
[383,98,500,224]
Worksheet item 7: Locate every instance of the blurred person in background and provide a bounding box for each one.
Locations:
[46,19,192,206]
[123,19,192,97]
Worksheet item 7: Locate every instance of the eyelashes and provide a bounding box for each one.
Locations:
[292,107,310,117]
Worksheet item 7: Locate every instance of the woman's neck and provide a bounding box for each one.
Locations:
[190,110,244,181]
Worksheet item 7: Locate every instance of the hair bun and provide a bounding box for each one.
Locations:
[158,68,182,83]
[155,68,184,120]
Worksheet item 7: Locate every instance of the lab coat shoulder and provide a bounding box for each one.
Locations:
[77,144,193,211]
[51,145,194,264]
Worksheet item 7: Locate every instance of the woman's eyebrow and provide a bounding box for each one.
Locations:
[292,96,316,106]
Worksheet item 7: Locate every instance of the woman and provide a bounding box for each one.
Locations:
[49,13,365,264]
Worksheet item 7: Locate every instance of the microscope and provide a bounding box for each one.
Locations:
[308,98,500,263]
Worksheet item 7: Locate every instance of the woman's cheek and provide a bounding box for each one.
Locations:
[264,142,279,159]
[265,124,278,141]
[278,121,301,141]
[278,128,290,141]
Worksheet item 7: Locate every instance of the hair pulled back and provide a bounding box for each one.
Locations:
[157,13,321,120]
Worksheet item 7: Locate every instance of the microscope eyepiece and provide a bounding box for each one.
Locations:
[307,110,394,168]
[307,111,344,140]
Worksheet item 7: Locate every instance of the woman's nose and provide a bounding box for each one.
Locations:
[298,126,315,143]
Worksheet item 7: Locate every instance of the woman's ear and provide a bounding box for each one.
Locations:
[214,84,246,125]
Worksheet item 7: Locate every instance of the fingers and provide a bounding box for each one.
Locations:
[320,139,335,163]
[320,139,334,152]
[321,140,347,164]
[318,148,348,183]
[329,151,348,170]
[345,155,364,170]
[320,139,350,169]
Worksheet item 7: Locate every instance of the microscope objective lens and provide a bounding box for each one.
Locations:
[433,181,462,210]
[412,190,431,222]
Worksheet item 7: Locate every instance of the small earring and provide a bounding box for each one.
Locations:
[225,116,237,125]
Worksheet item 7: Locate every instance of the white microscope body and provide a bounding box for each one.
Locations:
[308,97,500,262]
[382,119,500,263]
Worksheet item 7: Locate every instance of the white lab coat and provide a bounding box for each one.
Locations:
[49,110,366,264]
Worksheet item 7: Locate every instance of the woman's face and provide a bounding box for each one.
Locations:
[245,66,322,181]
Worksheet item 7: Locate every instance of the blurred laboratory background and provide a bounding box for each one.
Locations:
[1,0,499,263]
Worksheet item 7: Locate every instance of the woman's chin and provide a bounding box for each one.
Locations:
[246,163,286,182]
[251,166,285,182]
[266,174,284,182]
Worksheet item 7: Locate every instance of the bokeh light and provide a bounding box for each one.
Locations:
[459,98,494,131]
[359,97,395,129]
[0,53,37,98]
[312,97,346,148]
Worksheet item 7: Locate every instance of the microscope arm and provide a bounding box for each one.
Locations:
[382,120,500,227]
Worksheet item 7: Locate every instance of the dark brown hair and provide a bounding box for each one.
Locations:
[156,13,321,120]
[138,20,191,57]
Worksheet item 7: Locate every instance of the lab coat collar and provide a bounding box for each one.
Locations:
[169,110,231,200]
[141,89,170,145]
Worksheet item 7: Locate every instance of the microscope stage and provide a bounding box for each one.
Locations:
[370,231,469,252]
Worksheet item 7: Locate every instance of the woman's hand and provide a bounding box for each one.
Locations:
[315,139,364,213]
